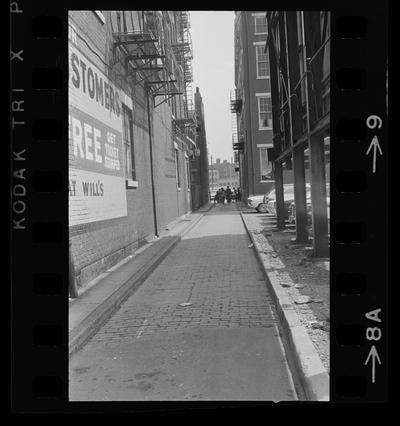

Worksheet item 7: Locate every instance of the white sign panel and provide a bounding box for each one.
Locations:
[69,41,128,226]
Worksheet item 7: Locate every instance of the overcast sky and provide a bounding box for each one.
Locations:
[190,11,235,163]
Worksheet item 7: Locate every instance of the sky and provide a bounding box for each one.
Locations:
[190,11,235,164]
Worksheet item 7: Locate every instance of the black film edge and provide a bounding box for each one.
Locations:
[10,1,388,411]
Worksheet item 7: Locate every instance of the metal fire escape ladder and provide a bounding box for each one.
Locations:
[171,11,197,140]
[231,89,243,152]
[112,13,181,100]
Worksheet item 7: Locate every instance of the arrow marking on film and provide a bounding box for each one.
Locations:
[364,345,381,383]
[366,135,383,174]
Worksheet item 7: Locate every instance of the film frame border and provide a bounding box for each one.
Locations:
[10,0,388,410]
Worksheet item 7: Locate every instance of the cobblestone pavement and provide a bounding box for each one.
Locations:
[69,203,299,401]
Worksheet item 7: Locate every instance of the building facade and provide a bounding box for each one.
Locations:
[232,11,275,201]
[266,11,330,257]
[68,10,208,290]
[190,87,210,210]
[209,158,240,192]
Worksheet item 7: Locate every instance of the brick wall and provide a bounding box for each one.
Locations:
[69,11,191,288]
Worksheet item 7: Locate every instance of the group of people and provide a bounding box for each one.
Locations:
[213,186,242,204]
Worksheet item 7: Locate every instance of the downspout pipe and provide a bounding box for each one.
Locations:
[145,83,159,237]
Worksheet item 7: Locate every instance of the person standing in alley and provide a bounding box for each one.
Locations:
[220,187,226,204]
[226,186,232,204]
[216,188,221,204]
[237,187,242,202]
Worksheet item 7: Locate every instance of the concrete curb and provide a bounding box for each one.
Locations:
[69,208,208,358]
[240,212,329,402]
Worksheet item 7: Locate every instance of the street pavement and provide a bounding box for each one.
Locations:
[69,203,299,401]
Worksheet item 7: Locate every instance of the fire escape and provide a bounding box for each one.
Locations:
[111,11,186,237]
[112,11,182,105]
[171,11,198,155]
[231,89,243,154]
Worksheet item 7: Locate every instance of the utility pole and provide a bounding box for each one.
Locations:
[145,82,159,238]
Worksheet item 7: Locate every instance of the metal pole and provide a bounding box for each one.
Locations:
[301,12,311,154]
[301,12,328,257]
[275,162,285,229]
[146,84,159,237]
[285,12,308,243]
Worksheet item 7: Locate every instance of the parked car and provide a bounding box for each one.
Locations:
[264,184,294,220]
[247,195,268,213]
[288,188,312,224]
[267,183,312,221]
[289,184,330,227]
[261,188,276,212]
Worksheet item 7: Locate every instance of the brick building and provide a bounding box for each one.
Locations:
[190,87,210,210]
[69,11,208,290]
[232,11,276,201]
[209,158,240,191]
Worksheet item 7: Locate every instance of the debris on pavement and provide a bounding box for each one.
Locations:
[294,295,313,304]
[178,302,192,307]
[309,320,325,330]
[295,296,324,305]
[240,212,329,372]
[248,243,254,248]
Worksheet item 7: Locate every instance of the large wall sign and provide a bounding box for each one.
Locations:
[69,41,128,227]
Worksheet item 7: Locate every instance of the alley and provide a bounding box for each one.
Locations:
[69,203,299,401]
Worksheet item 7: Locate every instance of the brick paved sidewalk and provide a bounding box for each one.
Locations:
[70,203,299,401]
[240,210,330,373]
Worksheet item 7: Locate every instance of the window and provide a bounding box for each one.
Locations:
[259,147,273,181]
[254,16,267,34]
[255,45,269,79]
[257,95,272,129]
[122,104,136,182]
[175,148,181,189]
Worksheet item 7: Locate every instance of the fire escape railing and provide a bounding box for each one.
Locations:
[231,89,243,152]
